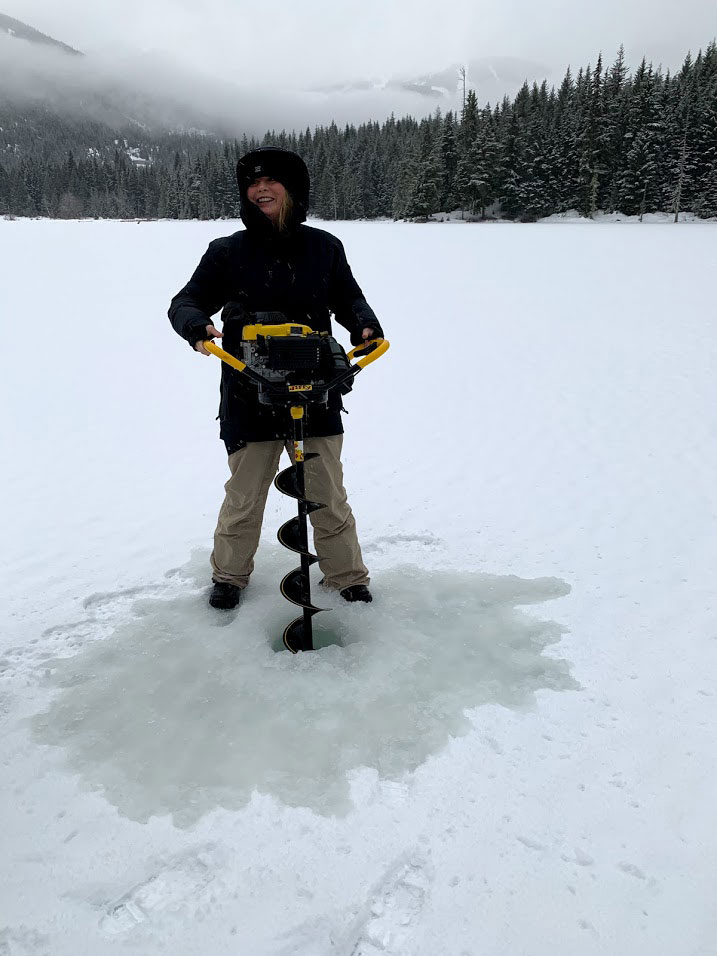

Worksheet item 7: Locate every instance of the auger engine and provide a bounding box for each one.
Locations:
[239,314,353,408]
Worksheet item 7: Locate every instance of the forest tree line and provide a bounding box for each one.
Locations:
[1,42,716,222]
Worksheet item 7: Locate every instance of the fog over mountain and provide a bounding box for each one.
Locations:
[1,32,272,135]
[0,13,550,136]
[3,4,716,139]
[315,56,550,106]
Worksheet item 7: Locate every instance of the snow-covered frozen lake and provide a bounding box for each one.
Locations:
[1,217,715,955]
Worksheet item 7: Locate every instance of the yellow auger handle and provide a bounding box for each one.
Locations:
[205,337,390,373]
[347,337,390,369]
[203,340,247,373]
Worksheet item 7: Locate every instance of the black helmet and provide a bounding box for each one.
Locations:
[236,147,310,229]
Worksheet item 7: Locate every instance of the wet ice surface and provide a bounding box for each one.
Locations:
[33,548,574,824]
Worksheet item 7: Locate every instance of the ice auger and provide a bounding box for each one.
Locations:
[203,320,389,653]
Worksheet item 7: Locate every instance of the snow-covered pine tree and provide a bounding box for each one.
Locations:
[687,42,717,218]
[666,52,698,221]
[455,89,479,215]
[473,110,504,218]
[403,118,444,220]
[440,111,458,211]
[617,59,664,215]
[341,146,363,219]
[601,46,630,212]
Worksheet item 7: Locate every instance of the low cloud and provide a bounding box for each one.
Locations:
[1,34,470,135]
[3,0,715,140]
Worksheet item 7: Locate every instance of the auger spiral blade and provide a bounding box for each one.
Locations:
[280,567,322,610]
[274,454,321,500]
[283,614,320,654]
[275,424,325,652]
[277,515,321,555]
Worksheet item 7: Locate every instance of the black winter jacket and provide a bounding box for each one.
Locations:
[168,225,382,451]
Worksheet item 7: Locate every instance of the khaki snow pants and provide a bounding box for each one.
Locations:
[210,435,369,592]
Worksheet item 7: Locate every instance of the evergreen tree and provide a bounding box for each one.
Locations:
[2,38,716,222]
[439,111,458,209]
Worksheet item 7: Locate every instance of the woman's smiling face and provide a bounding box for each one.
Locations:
[247,175,287,222]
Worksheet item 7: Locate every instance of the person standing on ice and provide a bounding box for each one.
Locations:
[168,147,383,610]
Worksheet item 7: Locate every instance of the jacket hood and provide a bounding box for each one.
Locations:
[236,147,310,235]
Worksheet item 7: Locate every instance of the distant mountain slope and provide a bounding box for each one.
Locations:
[315,56,550,108]
[0,14,222,170]
[0,11,82,55]
[0,21,233,150]
[0,99,219,170]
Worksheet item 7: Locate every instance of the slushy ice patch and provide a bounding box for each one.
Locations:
[33,549,575,823]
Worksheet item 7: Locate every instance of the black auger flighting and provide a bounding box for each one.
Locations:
[203,321,389,653]
[276,405,326,653]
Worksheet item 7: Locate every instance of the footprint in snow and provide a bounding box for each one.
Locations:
[99,846,217,936]
[618,861,646,880]
[363,532,443,555]
[83,583,168,610]
[350,853,432,956]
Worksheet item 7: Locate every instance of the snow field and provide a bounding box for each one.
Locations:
[1,217,716,955]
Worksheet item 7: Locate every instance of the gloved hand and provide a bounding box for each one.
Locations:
[350,322,384,346]
[187,323,223,354]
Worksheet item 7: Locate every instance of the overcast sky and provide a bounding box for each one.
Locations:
[5,0,715,90]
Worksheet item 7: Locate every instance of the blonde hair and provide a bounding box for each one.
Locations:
[275,191,294,232]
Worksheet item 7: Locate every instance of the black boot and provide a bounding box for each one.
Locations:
[209,581,242,610]
[340,584,373,603]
